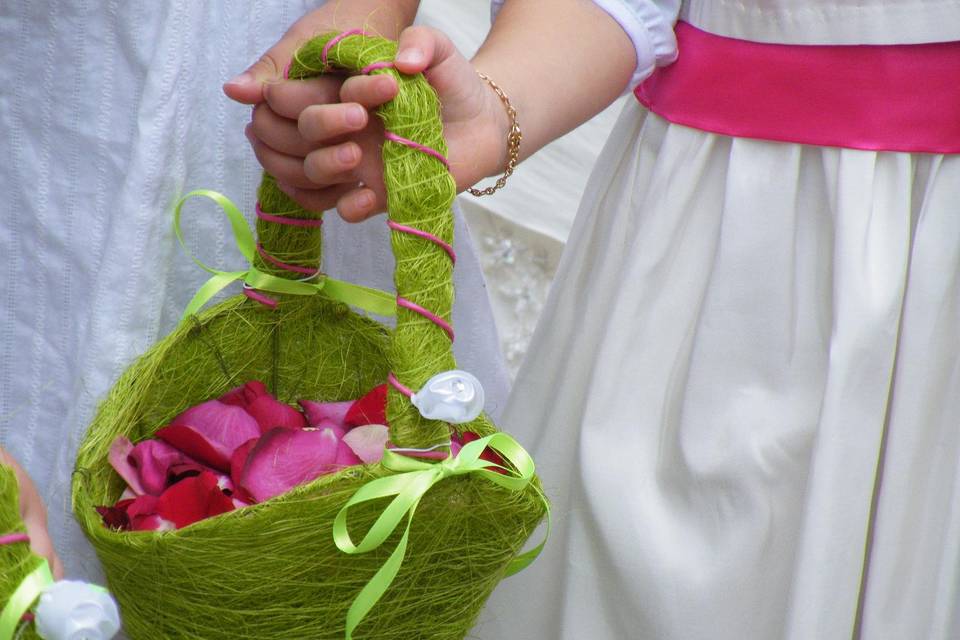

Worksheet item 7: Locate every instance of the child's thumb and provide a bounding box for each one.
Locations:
[394,26,458,76]
[224,33,302,104]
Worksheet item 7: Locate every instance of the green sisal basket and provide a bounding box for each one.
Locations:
[71,31,546,640]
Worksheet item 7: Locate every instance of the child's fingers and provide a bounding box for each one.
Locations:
[250,104,318,157]
[298,103,368,144]
[276,182,357,214]
[395,25,457,75]
[339,74,398,109]
[337,187,383,222]
[245,125,317,189]
[263,77,342,120]
[303,142,363,186]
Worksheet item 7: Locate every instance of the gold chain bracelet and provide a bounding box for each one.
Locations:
[468,72,522,197]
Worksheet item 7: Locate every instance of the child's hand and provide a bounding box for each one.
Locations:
[242,26,510,222]
[0,447,64,579]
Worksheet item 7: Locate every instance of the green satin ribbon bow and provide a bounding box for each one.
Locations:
[333,432,550,640]
[174,190,397,320]
[0,559,53,639]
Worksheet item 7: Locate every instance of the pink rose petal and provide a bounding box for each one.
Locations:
[298,400,353,429]
[342,424,389,464]
[156,400,260,471]
[127,439,206,496]
[229,438,259,503]
[108,436,145,496]
[246,395,307,432]
[221,381,306,432]
[239,426,352,503]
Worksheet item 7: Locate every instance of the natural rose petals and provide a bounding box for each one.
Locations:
[219,380,268,407]
[221,381,306,432]
[126,495,175,532]
[342,424,390,464]
[126,439,205,496]
[157,400,260,471]
[156,471,235,529]
[299,399,353,429]
[344,385,387,428]
[108,437,145,496]
[239,427,349,502]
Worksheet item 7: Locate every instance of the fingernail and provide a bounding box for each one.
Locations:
[395,48,424,65]
[356,190,374,210]
[225,71,255,87]
[345,105,365,127]
[337,145,356,164]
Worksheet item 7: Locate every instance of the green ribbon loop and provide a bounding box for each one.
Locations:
[333,433,550,640]
[0,559,54,640]
[174,190,397,319]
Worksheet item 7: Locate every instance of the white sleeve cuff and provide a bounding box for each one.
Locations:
[591,0,680,91]
[490,0,679,92]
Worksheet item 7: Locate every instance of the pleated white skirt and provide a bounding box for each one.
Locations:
[477,99,960,639]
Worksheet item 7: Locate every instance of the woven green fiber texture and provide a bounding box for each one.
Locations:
[72,32,546,639]
[1,464,42,640]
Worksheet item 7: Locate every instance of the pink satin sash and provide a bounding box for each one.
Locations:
[635,23,960,154]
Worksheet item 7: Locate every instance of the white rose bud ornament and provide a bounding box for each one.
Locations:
[410,370,485,424]
[34,581,121,640]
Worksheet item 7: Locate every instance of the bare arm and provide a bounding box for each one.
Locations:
[0,447,64,579]
[469,0,636,166]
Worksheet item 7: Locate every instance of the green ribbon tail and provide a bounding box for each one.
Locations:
[181,270,247,320]
[344,509,416,640]
[0,560,54,640]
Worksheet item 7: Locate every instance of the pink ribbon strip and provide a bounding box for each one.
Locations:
[322,29,369,68]
[361,61,394,75]
[0,533,29,546]
[387,220,457,263]
[635,22,960,154]
[256,243,321,277]
[256,202,323,228]
[388,372,415,398]
[396,297,454,341]
[384,132,451,170]
[243,287,278,309]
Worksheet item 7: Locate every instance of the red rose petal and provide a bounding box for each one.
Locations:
[157,400,260,471]
[239,426,348,503]
[298,399,353,429]
[96,498,136,530]
[460,431,507,473]
[344,384,388,428]
[219,380,268,407]
[156,471,235,529]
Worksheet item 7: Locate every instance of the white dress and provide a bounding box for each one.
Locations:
[476,1,960,639]
[0,0,509,584]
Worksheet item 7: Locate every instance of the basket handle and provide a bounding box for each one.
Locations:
[255,31,459,449]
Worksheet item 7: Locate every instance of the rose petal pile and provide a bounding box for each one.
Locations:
[97,381,390,531]
[97,381,503,531]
